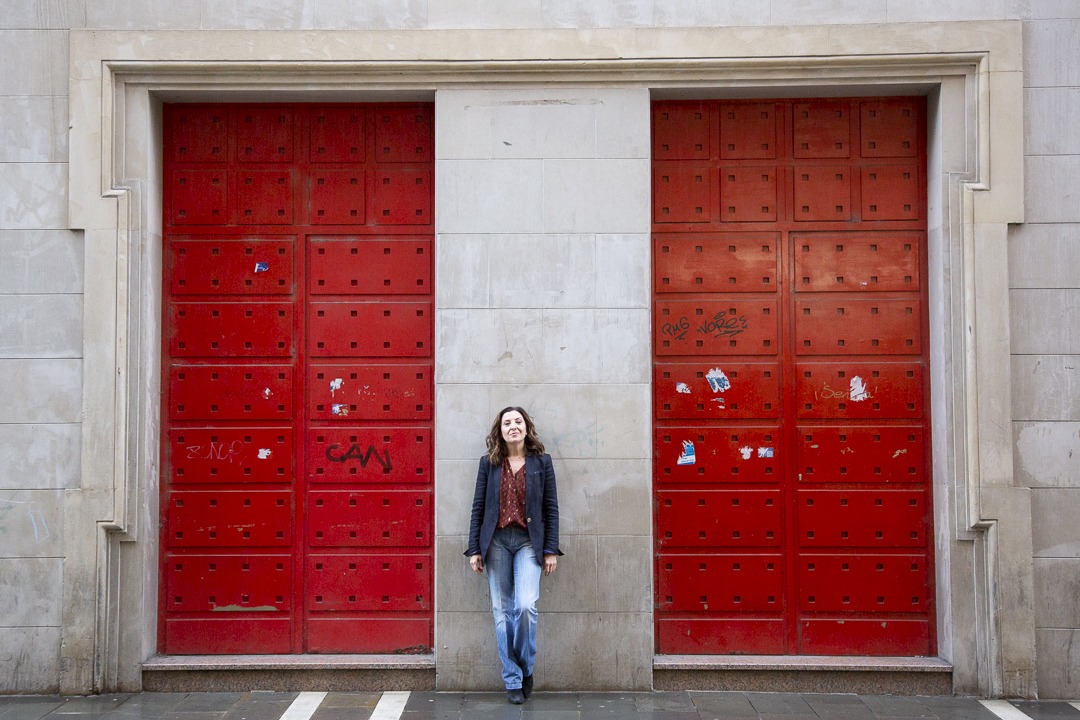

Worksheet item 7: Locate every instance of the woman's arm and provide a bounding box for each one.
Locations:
[541,454,561,558]
[464,457,489,558]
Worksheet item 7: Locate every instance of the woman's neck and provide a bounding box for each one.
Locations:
[506,441,526,459]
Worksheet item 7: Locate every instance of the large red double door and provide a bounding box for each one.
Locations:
[159,103,434,654]
[652,98,935,655]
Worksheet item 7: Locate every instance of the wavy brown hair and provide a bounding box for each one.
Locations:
[486,406,546,465]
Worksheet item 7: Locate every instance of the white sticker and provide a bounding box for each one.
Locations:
[263,387,273,400]
[706,367,731,393]
[331,403,349,416]
[329,377,344,397]
[849,375,870,402]
[676,382,691,394]
[257,448,272,460]
[739,446,754,460]
[757,447,774,458]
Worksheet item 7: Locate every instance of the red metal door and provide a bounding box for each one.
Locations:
[161,103,434,654]
[652,98,933,655]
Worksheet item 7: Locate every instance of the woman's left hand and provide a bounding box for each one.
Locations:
[542,554,557,576]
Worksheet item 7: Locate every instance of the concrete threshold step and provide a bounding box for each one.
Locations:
[653,655,953,695]
[142,654,435,692]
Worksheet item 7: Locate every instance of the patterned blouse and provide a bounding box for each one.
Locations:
[496,457,527,529]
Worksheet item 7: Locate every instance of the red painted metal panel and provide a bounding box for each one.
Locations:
[307,553,431,611]
[653,103,711,161]
[655,299,778,356]
[236,108,294,163]
[305,618,432,654]
[308,490,432,547]
[793,101,851,158]
[167,428,293,484]
[167,365,293,421]
[797,490,928,548]
[720,103,778,160]
[310,107,365,163]
[166,553,291,612]
[799,618,930,655]
[653,164,712,223]
[795,299,922,355]
[237,170,294,225]
[797,426,925,484]
[309,238,432,295]
[308,170,366,225]
[169,239,294,296]
[652,98,932,657]
[161,103,435,655]
[654,233,779,294]
[796,362,924,419]
[793,234,921,293]
[308,301,431,358]
[654,363,781,420]
[862,165,921,221]
[307,428,431,484]
[657,554,783,611]
[719,167,779,222]
[308,363,432,421]
[166,490,292,547]
[655,426,781,484]
[798,553,929,612]
[170,170,228,225]
[168,303,294,357]
[793,165,852,222]
[657,619,787,654]
[656,491,783,548]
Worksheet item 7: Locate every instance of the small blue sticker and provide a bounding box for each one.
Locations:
[677,440,696,466]
[254,262,269,273]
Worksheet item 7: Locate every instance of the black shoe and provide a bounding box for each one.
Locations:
[522,674,534,699]
[507,688,525,704]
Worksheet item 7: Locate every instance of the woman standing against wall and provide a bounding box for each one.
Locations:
[465,407,562,704]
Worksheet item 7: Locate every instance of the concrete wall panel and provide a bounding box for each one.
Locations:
[0,295,82,358]
[1,0,85,29]
[0,98,68,163]
[1031,488,1080,557]
[1024,156,1080,223]
[1024,88,1080,155]
[435,160,544,234]
[1035,628,1080,699]
[0,627,60,693]
[1033,557,1080,627]
[1024,20,1080,86]
[0,164,68,230]
[1010,289,1080,355]
[0,31,67,96]
[1014,422,1080,489]
[0,490,63,557]
[1011,355,1080,422]
[542,159,650,234]
[1008,224,1080,289]
[0,359,81,423]
[0,558,62,625]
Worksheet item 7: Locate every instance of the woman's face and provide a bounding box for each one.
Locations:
[500,410,527,445]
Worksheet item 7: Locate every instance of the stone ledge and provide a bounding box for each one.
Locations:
[653,656,953,695]
[142,655,435,692]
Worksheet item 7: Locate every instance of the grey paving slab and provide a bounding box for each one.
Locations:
[1010,703,1080,720]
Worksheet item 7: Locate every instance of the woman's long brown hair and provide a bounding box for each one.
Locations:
[486,406,546,465]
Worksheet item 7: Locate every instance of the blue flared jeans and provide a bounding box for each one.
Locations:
[485,525,541,690]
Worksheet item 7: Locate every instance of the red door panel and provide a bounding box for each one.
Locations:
[653,98,932,657]
[161,103,434,655]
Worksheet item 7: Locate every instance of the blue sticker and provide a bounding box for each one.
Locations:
[677,440,696,466]
[254,262,269,273]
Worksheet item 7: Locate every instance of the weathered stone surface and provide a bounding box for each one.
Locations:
[0,423,79,490]
[1013,422,1080,488]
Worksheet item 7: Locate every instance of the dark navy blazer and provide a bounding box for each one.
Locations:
[464,453,563,561]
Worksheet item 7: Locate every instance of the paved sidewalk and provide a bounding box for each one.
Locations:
[1,692,1078,720]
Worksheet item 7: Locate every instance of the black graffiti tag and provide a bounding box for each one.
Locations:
[325,443,393,470]
[661,316,691,341]
[697,310,748,339]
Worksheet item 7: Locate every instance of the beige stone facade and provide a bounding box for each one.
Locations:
[0,0,1076,699]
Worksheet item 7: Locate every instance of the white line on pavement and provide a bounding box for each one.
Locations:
[1071,703,1080,715]
[980,700,1035,720]
[279,692,327,720]
[370,691,410,720]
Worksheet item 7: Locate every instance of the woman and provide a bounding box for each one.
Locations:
[465,406,562,704]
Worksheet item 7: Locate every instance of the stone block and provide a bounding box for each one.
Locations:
[435,535,490,613]
[435,159,544,234]
[0,627,60,693]
[2,0,84,28]
[0,359,81,423]
[0,295,82,358]
[1031,488,1080,557]
[523,386,599,460]
[555,459,651,535]
[433,385,490,461]
[490,236,596,309]
[0,30,67,96]
[84,0,200,29]
[433,610,503,689]
[0,231,82,294]
[0,490,63,556]
[533,611,652,689]
[428,0,544,30]
[1025,157,1080,223]
[1008,223,1080,289]
[597,535,652,612]
[1010,289,1080,355]
[1011,355,1080,422]
[0,163,68,230]
[0,558,62,625]
[1036,628,1080,699]
[435,234,490,308]
[0,423,79,490]
[884,0,1005,21]
[0,98,67,163]
[771,0,886,25]
[544,0,653,28]
[595,234,650,308]
[542,159,650,234]
[1025,19,1080,87]
[1013,422,1080,488]
[653,1,770,29]
[1033,557,1080,628]
[1024,88,1080,155]
[434,308,543,383]
[536,534,598,612]
[435,458,483,536]
[595,383,650,459]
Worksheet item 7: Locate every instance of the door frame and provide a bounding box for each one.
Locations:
[66,22,1027,695]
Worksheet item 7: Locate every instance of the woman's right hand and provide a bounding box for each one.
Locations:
[469,554,484,575]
